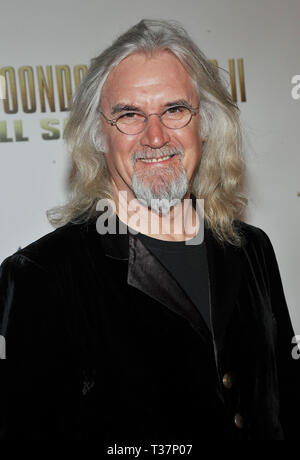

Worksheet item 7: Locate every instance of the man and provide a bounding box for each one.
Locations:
[0,19,299,443]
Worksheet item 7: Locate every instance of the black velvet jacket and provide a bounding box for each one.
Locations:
[0,210,299,442]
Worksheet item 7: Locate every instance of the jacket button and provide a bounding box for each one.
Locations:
[222,372,233,389]
[234,413,244,429]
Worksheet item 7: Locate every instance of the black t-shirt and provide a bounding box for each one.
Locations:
[134,225,211,332]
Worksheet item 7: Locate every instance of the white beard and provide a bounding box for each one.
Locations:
[131,159,188,215]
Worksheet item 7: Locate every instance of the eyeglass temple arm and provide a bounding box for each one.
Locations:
[99,111,117,126]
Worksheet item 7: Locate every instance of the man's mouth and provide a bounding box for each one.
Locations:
[138,154,177,164]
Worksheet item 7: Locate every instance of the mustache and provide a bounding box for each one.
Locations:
[132,146,184,165]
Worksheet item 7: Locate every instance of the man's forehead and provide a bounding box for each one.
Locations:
[106,50,188,78]
[101,51,195,95]
[101,53,197,111]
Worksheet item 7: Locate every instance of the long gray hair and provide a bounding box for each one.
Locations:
[47,19,248,246]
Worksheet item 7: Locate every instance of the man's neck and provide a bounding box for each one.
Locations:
[112,186,199,242]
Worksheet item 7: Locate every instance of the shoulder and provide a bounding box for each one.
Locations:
[232,219,280,282]
[233,219,274,252]
[0,216,100,276]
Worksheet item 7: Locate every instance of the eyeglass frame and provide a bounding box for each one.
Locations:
[98,104,200,135]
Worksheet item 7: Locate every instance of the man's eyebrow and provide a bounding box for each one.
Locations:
[164,99,193,108]
[111,104,141,116]
[110,99,193,116]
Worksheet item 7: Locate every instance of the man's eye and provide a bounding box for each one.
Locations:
[120,112,138,119]
[167,106,186,114]
[117,112,145,126]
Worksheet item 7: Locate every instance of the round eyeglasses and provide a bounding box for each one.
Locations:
[99,105,199,135]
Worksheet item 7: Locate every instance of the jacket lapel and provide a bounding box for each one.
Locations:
[204,223,242,352]
[98,203,242,355]
[127,234,213,345]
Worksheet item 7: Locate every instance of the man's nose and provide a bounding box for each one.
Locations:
[140,114,171,148]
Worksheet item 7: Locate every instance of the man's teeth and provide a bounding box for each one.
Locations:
[140,155,173,163]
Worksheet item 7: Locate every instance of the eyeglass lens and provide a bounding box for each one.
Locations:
[116,106,193,134]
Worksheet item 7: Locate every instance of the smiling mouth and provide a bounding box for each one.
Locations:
[138,154,177,164]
